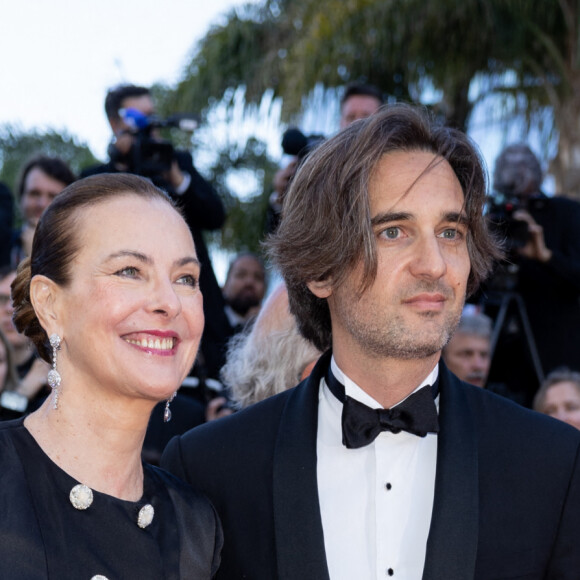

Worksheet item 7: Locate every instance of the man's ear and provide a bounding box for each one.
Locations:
[29,275,63,335]
[306,279,333,299]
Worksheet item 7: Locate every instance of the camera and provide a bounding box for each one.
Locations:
[110,108,200,179]
[486,192,530,253]
[281,128,325,160]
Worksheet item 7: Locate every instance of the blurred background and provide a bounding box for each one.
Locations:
[1,0,577,279]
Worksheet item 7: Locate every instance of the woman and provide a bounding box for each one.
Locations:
[533,367,580,430]
[1,173,221,578]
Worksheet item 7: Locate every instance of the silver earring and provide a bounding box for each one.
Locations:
[47,334,62,409]
[163,392,177,422]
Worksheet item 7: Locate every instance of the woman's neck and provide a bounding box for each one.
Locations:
[24,394,153,501]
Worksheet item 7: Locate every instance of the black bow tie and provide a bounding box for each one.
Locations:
[325,367,439,449]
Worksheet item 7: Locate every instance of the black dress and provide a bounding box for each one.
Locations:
[0,418,222,579]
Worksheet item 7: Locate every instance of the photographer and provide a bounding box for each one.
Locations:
[82,84,229,380]
[485,144,580,400]
[266,129,325,234]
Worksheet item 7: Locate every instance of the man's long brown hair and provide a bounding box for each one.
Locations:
[267,103,503,352]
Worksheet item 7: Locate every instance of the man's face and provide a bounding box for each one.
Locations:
[316,150,470,362]
[0,272,28,350]
[223,256,266,316]
[442,332,491,387]
[109,94,156,155]
[340,95,382,129]
[20,168,67,227]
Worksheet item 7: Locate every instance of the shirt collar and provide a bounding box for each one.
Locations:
[329,355,439,410]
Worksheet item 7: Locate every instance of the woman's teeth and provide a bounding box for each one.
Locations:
[125,337,175,350]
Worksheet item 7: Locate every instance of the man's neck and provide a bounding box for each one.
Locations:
[224,304,251,326]
[332,348,441,409]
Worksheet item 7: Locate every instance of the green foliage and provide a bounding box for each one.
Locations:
[173,0,578,131]
[201,137,278,255]
[0,124,98,192]
[168,0,580,195]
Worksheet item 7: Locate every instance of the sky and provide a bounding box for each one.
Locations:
[0,1,554,181]
[0,0,250,160]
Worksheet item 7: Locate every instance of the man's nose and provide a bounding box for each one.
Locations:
[409,236,447,280]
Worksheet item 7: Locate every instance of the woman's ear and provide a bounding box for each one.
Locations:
[29,275,62,335]
[306,278,333,299]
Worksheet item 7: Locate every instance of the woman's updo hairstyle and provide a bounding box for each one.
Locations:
[11,173,176,362]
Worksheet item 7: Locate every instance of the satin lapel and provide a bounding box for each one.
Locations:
[273,353,331,580]
[422,363,479,580]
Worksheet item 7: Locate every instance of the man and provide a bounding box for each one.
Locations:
[82,84,228,379]
[442,312,492,387]
[163,105,580,579]
[0,182,13,268]
[198,252,267,395]
[267,84,382,233]
[11,156,75,266]
[482,144,580,404]
[339,82,383,129]
[222,252,266,329]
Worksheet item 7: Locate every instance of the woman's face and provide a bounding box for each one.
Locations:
[0,340,7,388]
[542,381,580,430]
[50,194,204,405]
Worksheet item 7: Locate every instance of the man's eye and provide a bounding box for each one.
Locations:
[383,227,400,239]
[440,228,462,240]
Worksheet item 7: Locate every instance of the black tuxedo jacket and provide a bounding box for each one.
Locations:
[162,353,580,579]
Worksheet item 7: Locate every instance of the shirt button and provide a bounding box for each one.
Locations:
[387,568,394,576]
[385,482,392,490]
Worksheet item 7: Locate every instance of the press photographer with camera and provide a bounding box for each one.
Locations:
[82,84,230,382]
[265,128,325,234]
[483,144,580,403]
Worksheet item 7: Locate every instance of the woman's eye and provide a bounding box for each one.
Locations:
[177,274,198,288]
[115,266,139,278]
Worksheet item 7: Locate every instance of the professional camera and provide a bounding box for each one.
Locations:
[281,128,325,160]
[109,108,200,179]
[486,192,530,253]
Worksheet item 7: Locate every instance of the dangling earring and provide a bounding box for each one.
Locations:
[163,392,177,423]
[47,334,62,409]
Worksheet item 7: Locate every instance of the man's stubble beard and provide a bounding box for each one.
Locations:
[332,285,464,361]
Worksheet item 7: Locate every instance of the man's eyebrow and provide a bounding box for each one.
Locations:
[370,211,468,227]
[444,211,469,225]
[371,212,412,226]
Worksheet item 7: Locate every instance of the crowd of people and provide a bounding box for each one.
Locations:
[0,80,579,579]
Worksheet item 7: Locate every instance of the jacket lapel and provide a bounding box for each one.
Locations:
[423,363,479,580]
[273,353,331,580]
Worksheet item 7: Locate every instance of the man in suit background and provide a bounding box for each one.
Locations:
[163,104,580,579]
